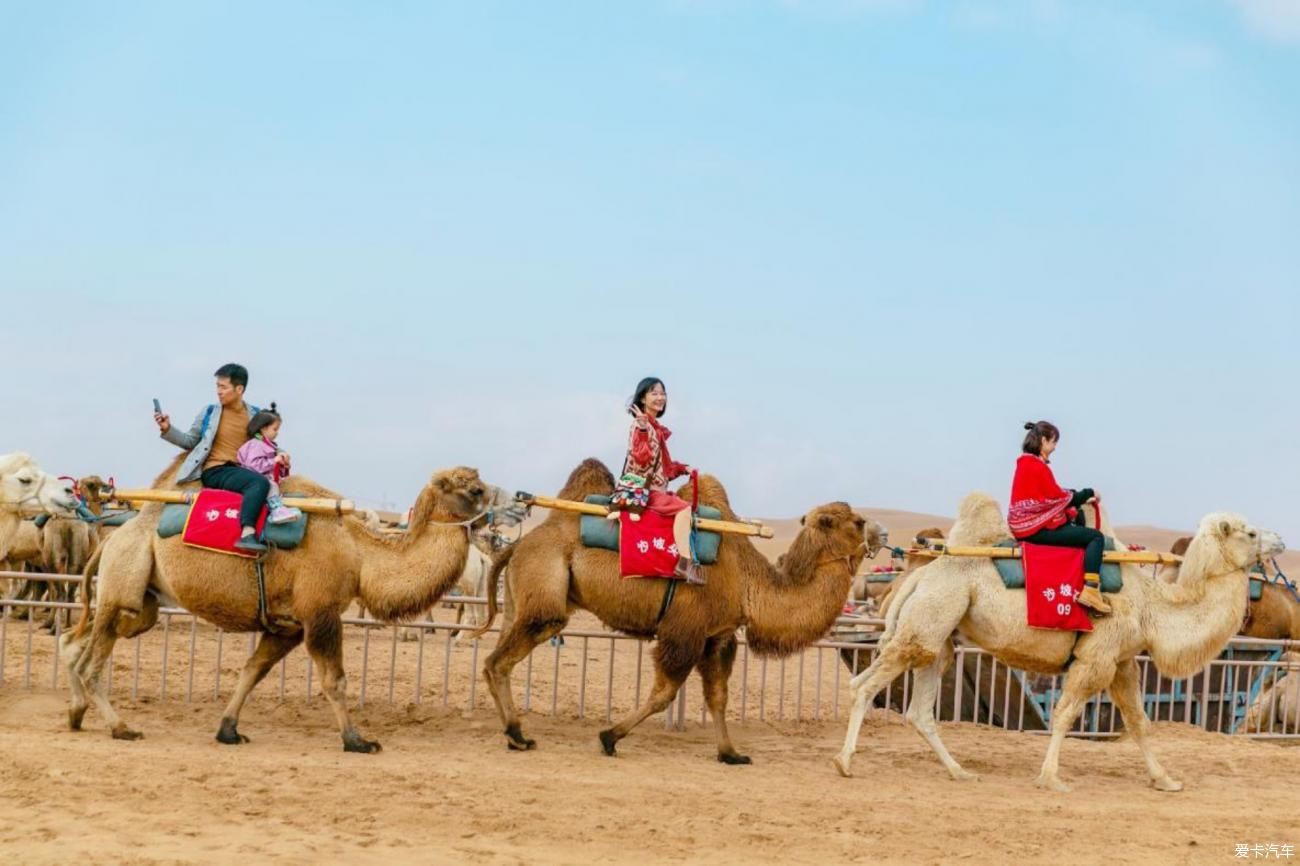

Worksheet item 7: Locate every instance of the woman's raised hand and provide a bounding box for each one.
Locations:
[630,404,650,430]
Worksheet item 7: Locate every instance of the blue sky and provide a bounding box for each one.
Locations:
[3,1,1297,540]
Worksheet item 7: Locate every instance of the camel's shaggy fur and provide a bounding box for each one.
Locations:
[60,464,488,752]
[476,458,873,762]
[834,492,1284,793]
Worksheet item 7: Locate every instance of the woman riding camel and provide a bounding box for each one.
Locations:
[1008,420,1110,615]
[620,377,703,585]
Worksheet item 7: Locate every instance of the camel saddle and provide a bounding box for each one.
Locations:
[992,537,1123,593]
[156,499,309,549]
[579,495,722,565]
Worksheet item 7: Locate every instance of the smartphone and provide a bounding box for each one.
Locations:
[152,398,162,414]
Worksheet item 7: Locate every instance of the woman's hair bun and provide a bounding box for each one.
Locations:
[270,401,278,412]
[1023,421,1034,431]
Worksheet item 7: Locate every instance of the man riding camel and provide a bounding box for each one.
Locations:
[153,363,280,553]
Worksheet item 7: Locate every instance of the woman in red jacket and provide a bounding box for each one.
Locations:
[621,377,702,584]
[1008,420,1109,614]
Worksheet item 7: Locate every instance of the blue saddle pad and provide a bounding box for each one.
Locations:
[579,495,721,565]
[992,537,1123,593]
[156,501,309,549]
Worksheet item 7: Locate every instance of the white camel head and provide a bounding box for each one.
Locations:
[0,453,79,516]
[1184,512,1285,580]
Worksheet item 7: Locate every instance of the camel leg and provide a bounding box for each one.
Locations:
[599,642,697,757]
[833,647,916,777]
[1035,659,1114,793]
[483,614,568,751]
[215,630,304,745]
[74,598,159,740]
[305,614,379,753]
[1110,659,1182,792]
[905,641,976,781]
[697,634,749,765]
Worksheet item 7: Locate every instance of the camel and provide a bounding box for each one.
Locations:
[1242,652,1300,733]
[1,455,80,596]
[1170,535,1299,639]
[833,491,1284,792]
[24,475,115,630]
[876,527,947,618]
[60,459,490,752]
[476,458,877,763]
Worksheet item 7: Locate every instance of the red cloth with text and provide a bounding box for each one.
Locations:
[1023,542,1093,632]
[618,509,681,579]
[181,489,268,559]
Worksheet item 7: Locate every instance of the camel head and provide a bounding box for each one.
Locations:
[423,466,490,523]
[0,453,79,516]
[782,502,871,580]
[1185,513,1285,580]
[78,475,112,505]
[914,527,946,546]
[947,492,1010,546]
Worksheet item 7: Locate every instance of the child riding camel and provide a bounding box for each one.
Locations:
[237,404,302,525]
[1008,420,1109,615]
[619,377,702,585]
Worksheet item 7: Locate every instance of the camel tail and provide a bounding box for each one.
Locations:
[470,545,515,640]
[73,545,103,638]
[879,563,927,647]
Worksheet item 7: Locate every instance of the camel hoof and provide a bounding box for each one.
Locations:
[832,754,853,778]
[598,729,619,757]
[111,724,144,741]
[948,767,979,782]
[215,718,250,745]
[717,752,752,765]
[1152,777,1183,793]
[505,723,537,752]
[68,707,86,731]
[343,738,382,754]
[1035,773,1070,793]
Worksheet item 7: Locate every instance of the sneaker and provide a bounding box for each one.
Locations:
[269,506,302,525]
[234,535,267,553]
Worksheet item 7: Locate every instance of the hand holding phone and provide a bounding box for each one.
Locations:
[153,398,170,434]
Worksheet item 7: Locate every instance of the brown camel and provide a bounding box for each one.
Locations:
[476,458,875,763]
[61,462,488,751]
[1170,535,1298,639]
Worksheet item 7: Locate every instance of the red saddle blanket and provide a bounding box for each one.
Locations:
[181,489,268,558]
[619,510,681,579]
[1023,542,1093,632]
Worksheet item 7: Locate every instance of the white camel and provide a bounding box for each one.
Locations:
[833,491,1284,792]
[1,455,81,568]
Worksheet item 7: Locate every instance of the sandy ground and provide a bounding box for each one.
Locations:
[2,687,1297,866]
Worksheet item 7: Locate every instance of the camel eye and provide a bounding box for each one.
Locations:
[471,486,484,497]
[19,477,32,485]
[1248,531,1257,539]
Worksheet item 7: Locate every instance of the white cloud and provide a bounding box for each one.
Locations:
[1233,0,1300,42]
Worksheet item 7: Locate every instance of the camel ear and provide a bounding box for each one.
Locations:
[799,515,806,526]
[434,475,454,494]
[1218,519,1233,537]
[818,514,834,530]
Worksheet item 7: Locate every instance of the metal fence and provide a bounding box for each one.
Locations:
[3,570,1297,738]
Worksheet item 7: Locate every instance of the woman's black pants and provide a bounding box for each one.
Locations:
[1022,524,1105,575]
